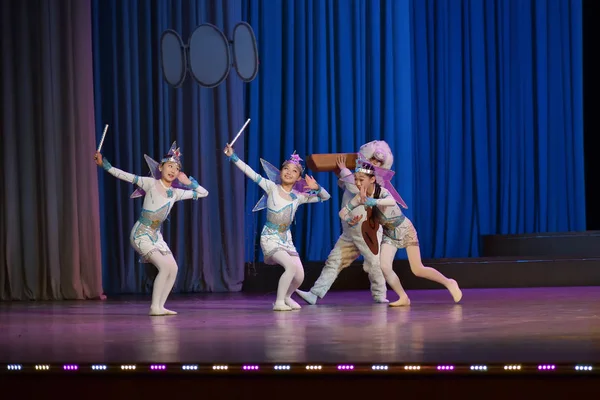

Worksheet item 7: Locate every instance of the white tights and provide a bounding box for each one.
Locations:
[380,243,459,304]
[270,251,305,305]
[147,252,179,315]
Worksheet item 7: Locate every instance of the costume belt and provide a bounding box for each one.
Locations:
[382,215,405,230]
[138,216,162,230]
[265,221,290,233]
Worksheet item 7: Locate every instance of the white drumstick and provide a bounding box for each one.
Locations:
[97,124,109,152]
[229,118,251,147]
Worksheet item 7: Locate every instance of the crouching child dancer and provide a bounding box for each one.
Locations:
[224,144,330,311]
[296,140,395,305]
[95,143,208,316]
[338,159,462,306]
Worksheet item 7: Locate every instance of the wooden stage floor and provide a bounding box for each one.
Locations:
[1,287,600,365]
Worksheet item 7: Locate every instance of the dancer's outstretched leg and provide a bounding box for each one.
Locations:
[296,237,359,305]
[406,246,462,302]
[380,243,410,307]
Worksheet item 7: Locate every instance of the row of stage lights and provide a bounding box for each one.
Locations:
[3,363,595,374]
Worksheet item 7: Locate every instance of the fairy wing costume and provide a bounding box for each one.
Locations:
[130,142,190,199]
[340,154,408,209]
[340,155,408,254]
[251,154,316,212]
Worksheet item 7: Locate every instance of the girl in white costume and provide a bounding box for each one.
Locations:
[339,159,462,306]
[224,144,330,311]
[296,140,395,305]
[95,143,208,316]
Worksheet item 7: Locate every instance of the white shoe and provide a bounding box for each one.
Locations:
[149,307,166,316]
[285,297,302,310]
[374,297,390,303]
[273,301,292,311]
[295,290,318,305]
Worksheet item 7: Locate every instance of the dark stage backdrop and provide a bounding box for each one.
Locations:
[91,0,246,295]
[0,0,103,300]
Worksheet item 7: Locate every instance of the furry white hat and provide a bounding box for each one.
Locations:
[358,140,394,170]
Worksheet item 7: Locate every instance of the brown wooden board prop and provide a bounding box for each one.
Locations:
[361,207,380,255]
[306,153,358,172]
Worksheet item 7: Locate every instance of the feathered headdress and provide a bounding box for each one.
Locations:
[358,140,394,170]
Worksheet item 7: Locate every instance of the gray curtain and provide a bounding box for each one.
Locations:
[0,0,104,300]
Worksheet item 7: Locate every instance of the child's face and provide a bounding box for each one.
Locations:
[160,161,180,182]
[354,172,376,191]
[280,163,301,185]
[369,157,383,167]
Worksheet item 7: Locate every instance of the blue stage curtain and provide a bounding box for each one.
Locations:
[409,0,585,258]
[242,0,415,262]
[91,0,246,294]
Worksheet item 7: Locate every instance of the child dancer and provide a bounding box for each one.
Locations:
[95,142,208,316]
[224,144,330,311]
[296,140,395,305]
[338,159,462,306]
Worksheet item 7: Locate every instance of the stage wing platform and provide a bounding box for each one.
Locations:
[244,231,600,292]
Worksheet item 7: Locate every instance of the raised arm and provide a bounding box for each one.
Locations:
[335,155,359,194]
[338,167,359,194]
[339,194,361,220]
[224,145,275,193]
[174,175,209,201]
[298,185,331,204]
[95,152,153,192]
[340,187,396,219]
[296,175,330,204]
[364,188,397,207]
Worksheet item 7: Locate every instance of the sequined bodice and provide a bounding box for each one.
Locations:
[133,183,175,241]
[262,187,300,240]
[104,164,208,246]
[266,203,294,228]
[139,203,170,229]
